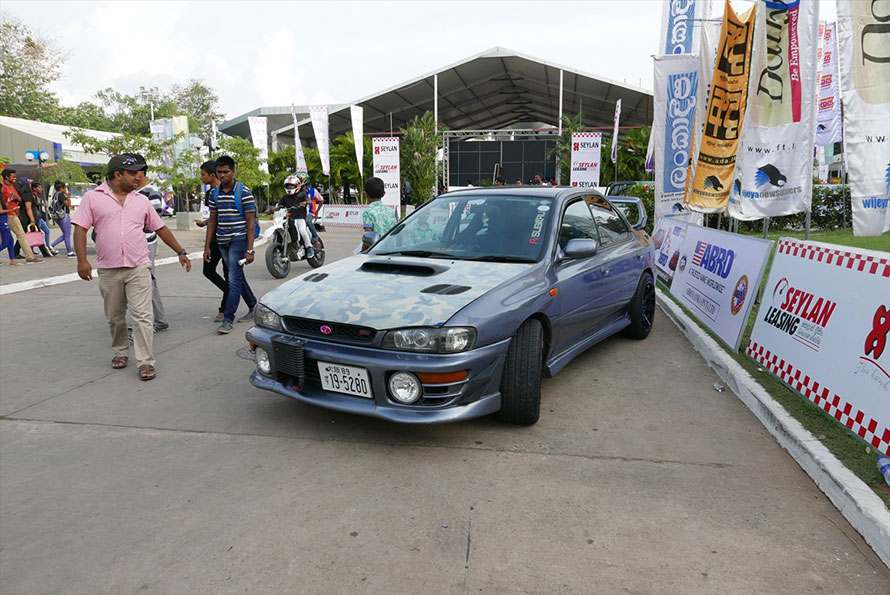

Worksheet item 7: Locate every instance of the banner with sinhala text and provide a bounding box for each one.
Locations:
[659,0,709,55]
[247,116,269,175]
[653,54,699,219]
[310,106,330,176]
[569,132,601,188]
[688,0,756,212]
[350,106,364,180]
[837,1,890,237]
[372,137,401,212]
[815,22,842,147]
[728,0,819,221]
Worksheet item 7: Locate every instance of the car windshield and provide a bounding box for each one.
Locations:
[371,194,553,262]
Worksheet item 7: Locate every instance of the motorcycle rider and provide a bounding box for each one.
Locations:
[277,174,314,259]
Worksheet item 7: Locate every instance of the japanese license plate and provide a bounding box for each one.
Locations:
[317,361,372,398]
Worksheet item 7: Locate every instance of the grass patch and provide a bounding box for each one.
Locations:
[657,227,890,506]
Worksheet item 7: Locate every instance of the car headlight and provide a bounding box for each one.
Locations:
[255,303,282,330]
[382,327,476,353]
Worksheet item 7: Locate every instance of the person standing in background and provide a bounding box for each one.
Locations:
[50,181,76,257]
[0,190,21,264]
[30,182,57,256]
[196,160,228,323]
[132,154,169,333]
[1,169,42,263]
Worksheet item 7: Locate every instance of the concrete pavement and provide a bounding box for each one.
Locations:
[1,227,888,593]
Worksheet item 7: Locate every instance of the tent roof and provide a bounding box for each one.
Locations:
[0,116,120,165]
[220,47,652,146]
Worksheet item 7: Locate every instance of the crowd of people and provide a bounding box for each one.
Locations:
[0,168,81,264]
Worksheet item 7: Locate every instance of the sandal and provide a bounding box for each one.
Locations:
[139,364,156,381]
[111,356,128,369]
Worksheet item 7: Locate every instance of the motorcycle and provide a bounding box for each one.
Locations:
[264,208,325,278]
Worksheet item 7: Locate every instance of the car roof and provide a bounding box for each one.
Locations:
[442,186,596,200]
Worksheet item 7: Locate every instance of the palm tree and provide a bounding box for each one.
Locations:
[546,113,585,183]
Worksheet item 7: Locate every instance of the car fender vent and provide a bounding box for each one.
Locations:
[303,273,328,282]
[421,284,472,295]
[360,260,443,276]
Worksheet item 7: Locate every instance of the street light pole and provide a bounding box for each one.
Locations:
[25,150,50,203]
[140,85,159,121]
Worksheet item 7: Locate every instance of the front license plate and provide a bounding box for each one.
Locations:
[317,361,373,398]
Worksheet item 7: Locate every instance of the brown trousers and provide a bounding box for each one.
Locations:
[97,265,154,366]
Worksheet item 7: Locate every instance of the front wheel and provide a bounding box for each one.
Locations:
[265,235,290,279]
[497,318,544,425]
[623,272,655,339]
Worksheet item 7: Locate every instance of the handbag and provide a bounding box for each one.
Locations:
[26,223,44,247]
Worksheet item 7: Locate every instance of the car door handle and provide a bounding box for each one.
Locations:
[601,267,611,277]
[636,253,643,260]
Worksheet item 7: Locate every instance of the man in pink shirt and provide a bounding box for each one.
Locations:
[72,154,192,381]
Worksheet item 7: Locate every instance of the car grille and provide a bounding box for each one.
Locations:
[282,317,377,344]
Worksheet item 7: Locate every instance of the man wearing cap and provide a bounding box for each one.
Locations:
[72,154,192,381]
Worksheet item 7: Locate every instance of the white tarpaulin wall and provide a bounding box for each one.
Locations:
[748,238,890,456]
[837,2,890,237]
[729,0,819,221]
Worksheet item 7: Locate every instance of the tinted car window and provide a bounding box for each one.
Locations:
[586,195,630,248]
[558,199,599,251]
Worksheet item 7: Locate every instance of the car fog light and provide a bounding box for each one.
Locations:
[255,347,271,375]
[389,372,422,404]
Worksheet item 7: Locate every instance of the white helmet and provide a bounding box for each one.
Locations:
[284,174,301,195]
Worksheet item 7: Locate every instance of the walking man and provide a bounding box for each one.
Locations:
[72,154,192,381]
[132,154,169,332]
[202,155,257,334]
[196,160,228,322]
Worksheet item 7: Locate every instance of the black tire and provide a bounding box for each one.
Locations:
[623,272,655,340]
[497,318,544,425]
[265,234,290,279]
[307,238,325,268]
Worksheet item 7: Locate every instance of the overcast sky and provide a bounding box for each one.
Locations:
[5,0,838,123]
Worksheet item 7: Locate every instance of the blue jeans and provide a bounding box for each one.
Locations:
[218,236,257,323]
[306,212,318,241]
[37,218,51,246]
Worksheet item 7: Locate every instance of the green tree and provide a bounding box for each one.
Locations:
[400,111,441,205]
[600,126,651,186]
[217,136,270,207]
[43,158,92,187]
[172,79,223,142]
[59,101,115,131]
[546,113,586,184]
[0,12,63,121]
[268,146,296,202]
[330,132,373,201]
[93,87,178,135]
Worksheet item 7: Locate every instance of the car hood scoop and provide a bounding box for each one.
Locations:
[260,255,531,329]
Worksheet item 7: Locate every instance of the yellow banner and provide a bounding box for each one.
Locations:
[688,0,756,211]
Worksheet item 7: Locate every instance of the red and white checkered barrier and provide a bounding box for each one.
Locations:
[747,340,890,453]
[778,239,890,277]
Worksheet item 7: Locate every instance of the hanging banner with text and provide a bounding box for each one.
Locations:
[748,239,890,455]
[611,99,621,164]
[815,22,842,147]
[688,0,757,213]
[729,0,819,221]
[659,0,710,55]
[291,106,307,174]
[570,132,601,188]
[651,216,689,286]
[668,223,772,349]
[310,106,330,176]
[247,116,269,176]
[653,54,699,219]
[372,137,401,212]
[350,105,364,180]
[837,2,890,237]
[320,205,368,228]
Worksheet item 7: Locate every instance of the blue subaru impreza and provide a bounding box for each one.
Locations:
[245,187,655,424]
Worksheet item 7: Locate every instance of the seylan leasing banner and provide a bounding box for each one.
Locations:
[728,0,819,221]
[815,22,842,147]
[569,132,601,188]
[653,54,699,219]
[372,137,401,212]
[688,0,757,213]
[837,0,890,237]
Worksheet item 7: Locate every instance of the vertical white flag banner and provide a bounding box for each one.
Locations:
[611,99,621,164]
[659,0,710,55]
[837,0,890,237]
[816,22,843,147]
[569,132,601,188]
[310,106,330,176]
[291,106,308,173]
[247,116,269,175]
[210,120,218,153]
[729,0,819,221]
[653,54,699,220]
[350,105,364,180]
[372,137,401,212]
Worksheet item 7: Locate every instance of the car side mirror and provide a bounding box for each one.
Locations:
[563,238,598,259]
[361,231,380,252]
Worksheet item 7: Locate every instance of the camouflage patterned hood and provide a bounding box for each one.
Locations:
[260,255,532,329]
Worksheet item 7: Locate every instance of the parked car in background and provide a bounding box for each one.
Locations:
[605,180,653,196]
[67,183,98,209]
[246,187,655,425]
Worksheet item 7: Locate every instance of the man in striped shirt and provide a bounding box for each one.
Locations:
[203,155,258,334]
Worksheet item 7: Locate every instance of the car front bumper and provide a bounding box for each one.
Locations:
[245,326,509,424]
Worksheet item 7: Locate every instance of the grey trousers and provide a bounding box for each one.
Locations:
[148,242,167,325]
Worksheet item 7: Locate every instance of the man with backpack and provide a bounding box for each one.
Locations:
[202,155,258,335]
